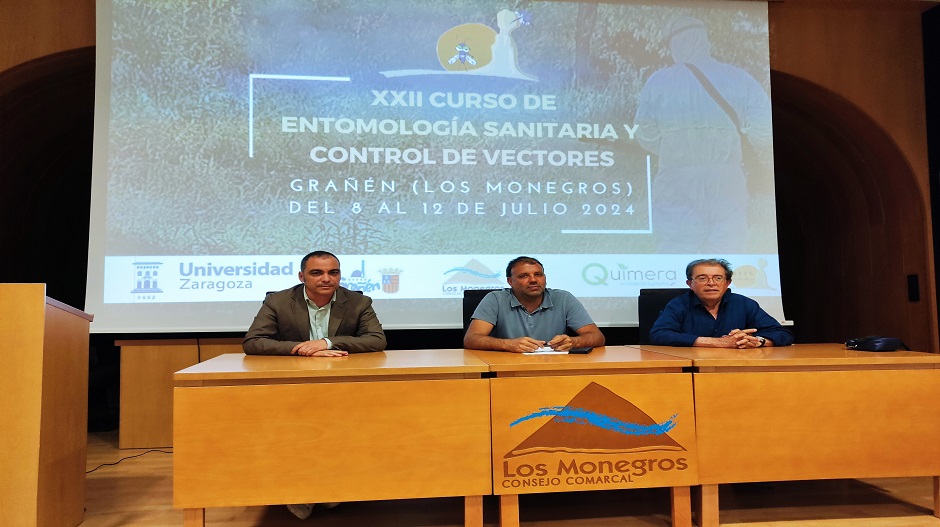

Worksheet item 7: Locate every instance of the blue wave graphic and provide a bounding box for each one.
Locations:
[509,406,678,436]
[443,267,501,278]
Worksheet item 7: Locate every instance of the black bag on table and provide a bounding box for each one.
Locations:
[845,336,910,352]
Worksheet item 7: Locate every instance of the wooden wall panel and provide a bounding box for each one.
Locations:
[770,1,930,189]
[0,0,95,73]
[118,340,199,449]
[196,338,245,362]
[769,1,938,350]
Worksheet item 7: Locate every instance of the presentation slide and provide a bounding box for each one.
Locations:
[87,0,783,333]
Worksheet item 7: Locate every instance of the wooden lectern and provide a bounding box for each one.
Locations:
[0,284,93,527]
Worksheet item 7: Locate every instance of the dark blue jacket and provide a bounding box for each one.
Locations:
[650,290,793,347]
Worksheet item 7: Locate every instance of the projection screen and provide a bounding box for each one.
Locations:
[87,0,783,332]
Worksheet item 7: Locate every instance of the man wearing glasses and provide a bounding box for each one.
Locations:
[649,258,793,348]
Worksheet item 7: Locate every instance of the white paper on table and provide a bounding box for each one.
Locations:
[523,347,568,355]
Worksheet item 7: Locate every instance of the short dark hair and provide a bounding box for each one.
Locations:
[301,251,340,271]
[506,256,543,277]
[686,258,733,281]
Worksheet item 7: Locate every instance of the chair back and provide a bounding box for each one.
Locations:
[462,289,500,331]
[637,288,688,344]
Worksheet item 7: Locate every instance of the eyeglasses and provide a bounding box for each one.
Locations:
[691,275,727,284]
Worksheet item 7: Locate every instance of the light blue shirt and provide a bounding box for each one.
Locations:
[471,288,595,342]
[303,289,335,349]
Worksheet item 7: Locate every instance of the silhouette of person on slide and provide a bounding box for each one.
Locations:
[634,16,772,253]
[469,9,537,80]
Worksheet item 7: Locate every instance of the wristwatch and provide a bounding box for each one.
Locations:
[757,336,766,347]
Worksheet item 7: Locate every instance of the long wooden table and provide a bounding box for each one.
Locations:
[469,346,698,527]
[173,350,492,527]
[636,343,940,526]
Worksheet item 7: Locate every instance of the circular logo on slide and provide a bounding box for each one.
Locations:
[437,24,496,71]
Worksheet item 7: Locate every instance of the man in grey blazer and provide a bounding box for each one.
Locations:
[243,250,386,356]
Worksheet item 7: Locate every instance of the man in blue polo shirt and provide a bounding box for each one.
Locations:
[650,258,793,348]
[463,256,605,353]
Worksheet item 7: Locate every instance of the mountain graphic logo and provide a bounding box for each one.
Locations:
[505,382,684,458]
[443,259,502,285]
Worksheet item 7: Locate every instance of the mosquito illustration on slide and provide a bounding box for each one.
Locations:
[447,42,477,67]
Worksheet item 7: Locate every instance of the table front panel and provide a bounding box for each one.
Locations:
[695,369,940,484]
[174,378,491,508]
[491,373,698,495]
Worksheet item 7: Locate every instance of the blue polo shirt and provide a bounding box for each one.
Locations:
[471,288,596,341]
[649,290,793,347]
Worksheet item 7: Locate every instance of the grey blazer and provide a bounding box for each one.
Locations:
[243,284,386,355]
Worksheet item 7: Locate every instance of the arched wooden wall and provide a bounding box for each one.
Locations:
[0,47,96,309]
[772,70,932,351]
